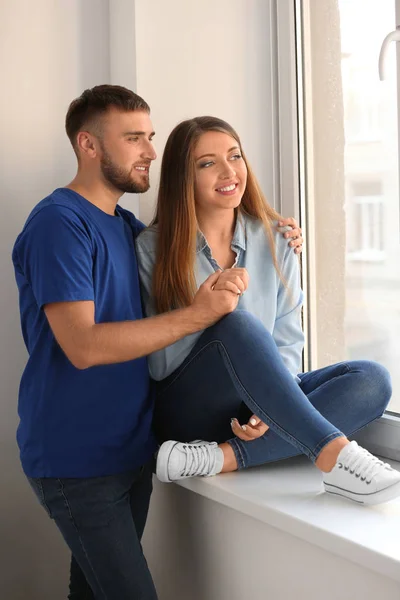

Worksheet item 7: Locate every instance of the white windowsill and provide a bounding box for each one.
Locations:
[177,456,400,583]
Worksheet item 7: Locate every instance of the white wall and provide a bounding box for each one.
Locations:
[0,1,110,597]
[0,1,285,597]
[133,0,279,224]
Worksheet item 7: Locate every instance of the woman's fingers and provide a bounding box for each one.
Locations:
[230,417,269,441]
[213,278,244,295]
[231,418,255,441]
[212,268,248,294]
[247,415,269,436]
[230,268,250,290]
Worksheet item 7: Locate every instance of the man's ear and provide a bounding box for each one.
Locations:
[76,131,98,158]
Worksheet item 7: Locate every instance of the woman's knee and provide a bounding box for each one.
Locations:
[220,309,259,327]
[350,360,392,416]
[213,310,273,344]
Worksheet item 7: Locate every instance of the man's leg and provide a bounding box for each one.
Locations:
[128,459,154,539]
[67,459,155,599]
[29,465,158,600]
[69,555,93,600]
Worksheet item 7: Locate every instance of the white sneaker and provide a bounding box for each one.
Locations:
[323,441,400,505]
[156,440,224,483]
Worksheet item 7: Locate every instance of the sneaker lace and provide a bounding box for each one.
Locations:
[181,442,218,478]
[340,446,393,484]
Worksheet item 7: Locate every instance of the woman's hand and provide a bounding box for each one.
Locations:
[231,415,269,441]
[212,268,249,295]
[277,217,303,255]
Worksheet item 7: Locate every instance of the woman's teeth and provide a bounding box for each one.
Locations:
[217,184,236,192]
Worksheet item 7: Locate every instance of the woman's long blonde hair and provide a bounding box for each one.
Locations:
[151,116,283,313]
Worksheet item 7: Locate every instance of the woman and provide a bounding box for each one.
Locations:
[136,116,398,506]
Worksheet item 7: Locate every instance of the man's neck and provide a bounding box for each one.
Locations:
[66,175,121,216]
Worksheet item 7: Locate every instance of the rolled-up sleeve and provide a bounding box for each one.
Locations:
[272,242,304,378]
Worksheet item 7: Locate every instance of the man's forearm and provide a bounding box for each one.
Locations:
[75,306,211,369]
[46,271,234,369]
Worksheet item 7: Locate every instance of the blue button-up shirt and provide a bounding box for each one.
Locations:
[136,214,304,381]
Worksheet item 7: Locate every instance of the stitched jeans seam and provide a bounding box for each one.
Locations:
[36,479,53,518]
[57,479,106,600]
[228,438,246,469]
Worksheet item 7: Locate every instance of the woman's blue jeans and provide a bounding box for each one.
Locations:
[154,311,392,468]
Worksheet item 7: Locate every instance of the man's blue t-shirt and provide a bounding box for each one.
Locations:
[12,188,157,478]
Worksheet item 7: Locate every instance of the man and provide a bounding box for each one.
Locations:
[12,85,303,599]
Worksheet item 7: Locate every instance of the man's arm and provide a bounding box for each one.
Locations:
[44,270,238,370]
[15,205,245,370]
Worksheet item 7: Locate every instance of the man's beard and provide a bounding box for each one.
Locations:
[100,147,150,194]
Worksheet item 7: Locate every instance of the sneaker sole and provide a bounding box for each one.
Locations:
[156,440,179,483]
[324,479,400,505]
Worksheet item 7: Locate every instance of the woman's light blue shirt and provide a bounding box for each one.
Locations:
[136,214,304,381]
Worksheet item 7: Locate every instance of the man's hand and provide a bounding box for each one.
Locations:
[231,415,269,441]
[43,268,249,370]
[190,270,243,324]
[277,217,303,255]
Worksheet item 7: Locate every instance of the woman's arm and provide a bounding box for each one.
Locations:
[272,239,305,377]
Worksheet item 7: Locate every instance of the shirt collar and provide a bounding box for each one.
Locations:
[196,213,247,254]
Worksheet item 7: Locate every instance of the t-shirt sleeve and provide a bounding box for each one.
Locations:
[14,205,95,309]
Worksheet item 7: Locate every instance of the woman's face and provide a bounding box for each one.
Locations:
[193,131,247,213]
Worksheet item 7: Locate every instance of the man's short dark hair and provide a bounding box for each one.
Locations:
[65,84,150,152]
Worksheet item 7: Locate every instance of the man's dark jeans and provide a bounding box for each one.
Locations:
[28,459,158,599]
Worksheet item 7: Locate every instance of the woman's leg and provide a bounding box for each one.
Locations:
[155,311,348,465]
[229,359,391,470]
[155,311,400,504]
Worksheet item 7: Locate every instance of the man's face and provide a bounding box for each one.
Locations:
[98,109,157,194]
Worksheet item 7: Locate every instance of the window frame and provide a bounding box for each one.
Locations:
[275,0,400,461]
